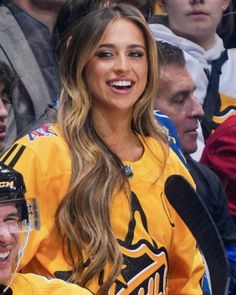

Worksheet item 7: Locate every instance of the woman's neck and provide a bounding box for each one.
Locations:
[92,110,143,161]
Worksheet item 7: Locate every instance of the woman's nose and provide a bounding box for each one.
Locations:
[113,54,129,74]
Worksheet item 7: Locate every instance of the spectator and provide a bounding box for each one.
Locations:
[0,0,65,150]
[0,162,92,294]
[154,41,236,294]
[0,61,16,152]
[201,115,236,228]
[201,115,236,294]
[150,0,236,159]
[0,5,205,294]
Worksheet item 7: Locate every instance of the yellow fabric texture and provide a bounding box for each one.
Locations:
[0,124,204,294]
[9,273,92,294]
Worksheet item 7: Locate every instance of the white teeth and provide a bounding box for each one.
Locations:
[0,251,9,260]
[110,81,132,87]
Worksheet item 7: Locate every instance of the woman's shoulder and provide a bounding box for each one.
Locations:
[141,135,183,166]
[143,135,195,186]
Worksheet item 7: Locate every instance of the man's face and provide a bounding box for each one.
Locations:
[155,64,204,154]
[0,82,9,152]
[0,203,20,285]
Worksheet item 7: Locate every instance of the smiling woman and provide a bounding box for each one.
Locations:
[0,4,205,295]
[84,18,148,116]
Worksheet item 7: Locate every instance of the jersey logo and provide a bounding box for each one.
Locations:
[212,93,236,131]
[108,192,168,294]
[55,192,168,294]
[0,181,14,189]
[28,125,57,141]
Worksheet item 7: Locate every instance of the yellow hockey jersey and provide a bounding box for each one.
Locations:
[1,273,92,294]
[0,124,204,294]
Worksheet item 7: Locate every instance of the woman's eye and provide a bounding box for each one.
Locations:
[95,51,114,58]
[128,51,145,58]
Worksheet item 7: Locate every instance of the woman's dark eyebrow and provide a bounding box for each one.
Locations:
[98,43,146,49]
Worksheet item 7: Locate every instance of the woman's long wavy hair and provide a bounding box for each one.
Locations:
[56,4,167,294]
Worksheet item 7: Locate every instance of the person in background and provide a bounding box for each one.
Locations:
[150,0,236,160]
[201,115,236,228]
[0,162,92,294]
[0,5,205,294]
[0,0,65,150]
[0,61,16,153]
[154,41,236,294]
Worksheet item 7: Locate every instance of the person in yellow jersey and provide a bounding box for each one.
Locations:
[1,4,205,294]
[0,162,92,295]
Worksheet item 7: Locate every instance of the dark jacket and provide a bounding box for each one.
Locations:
[186,155,236,294]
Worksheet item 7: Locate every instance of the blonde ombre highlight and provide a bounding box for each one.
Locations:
[56,4,167,294]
